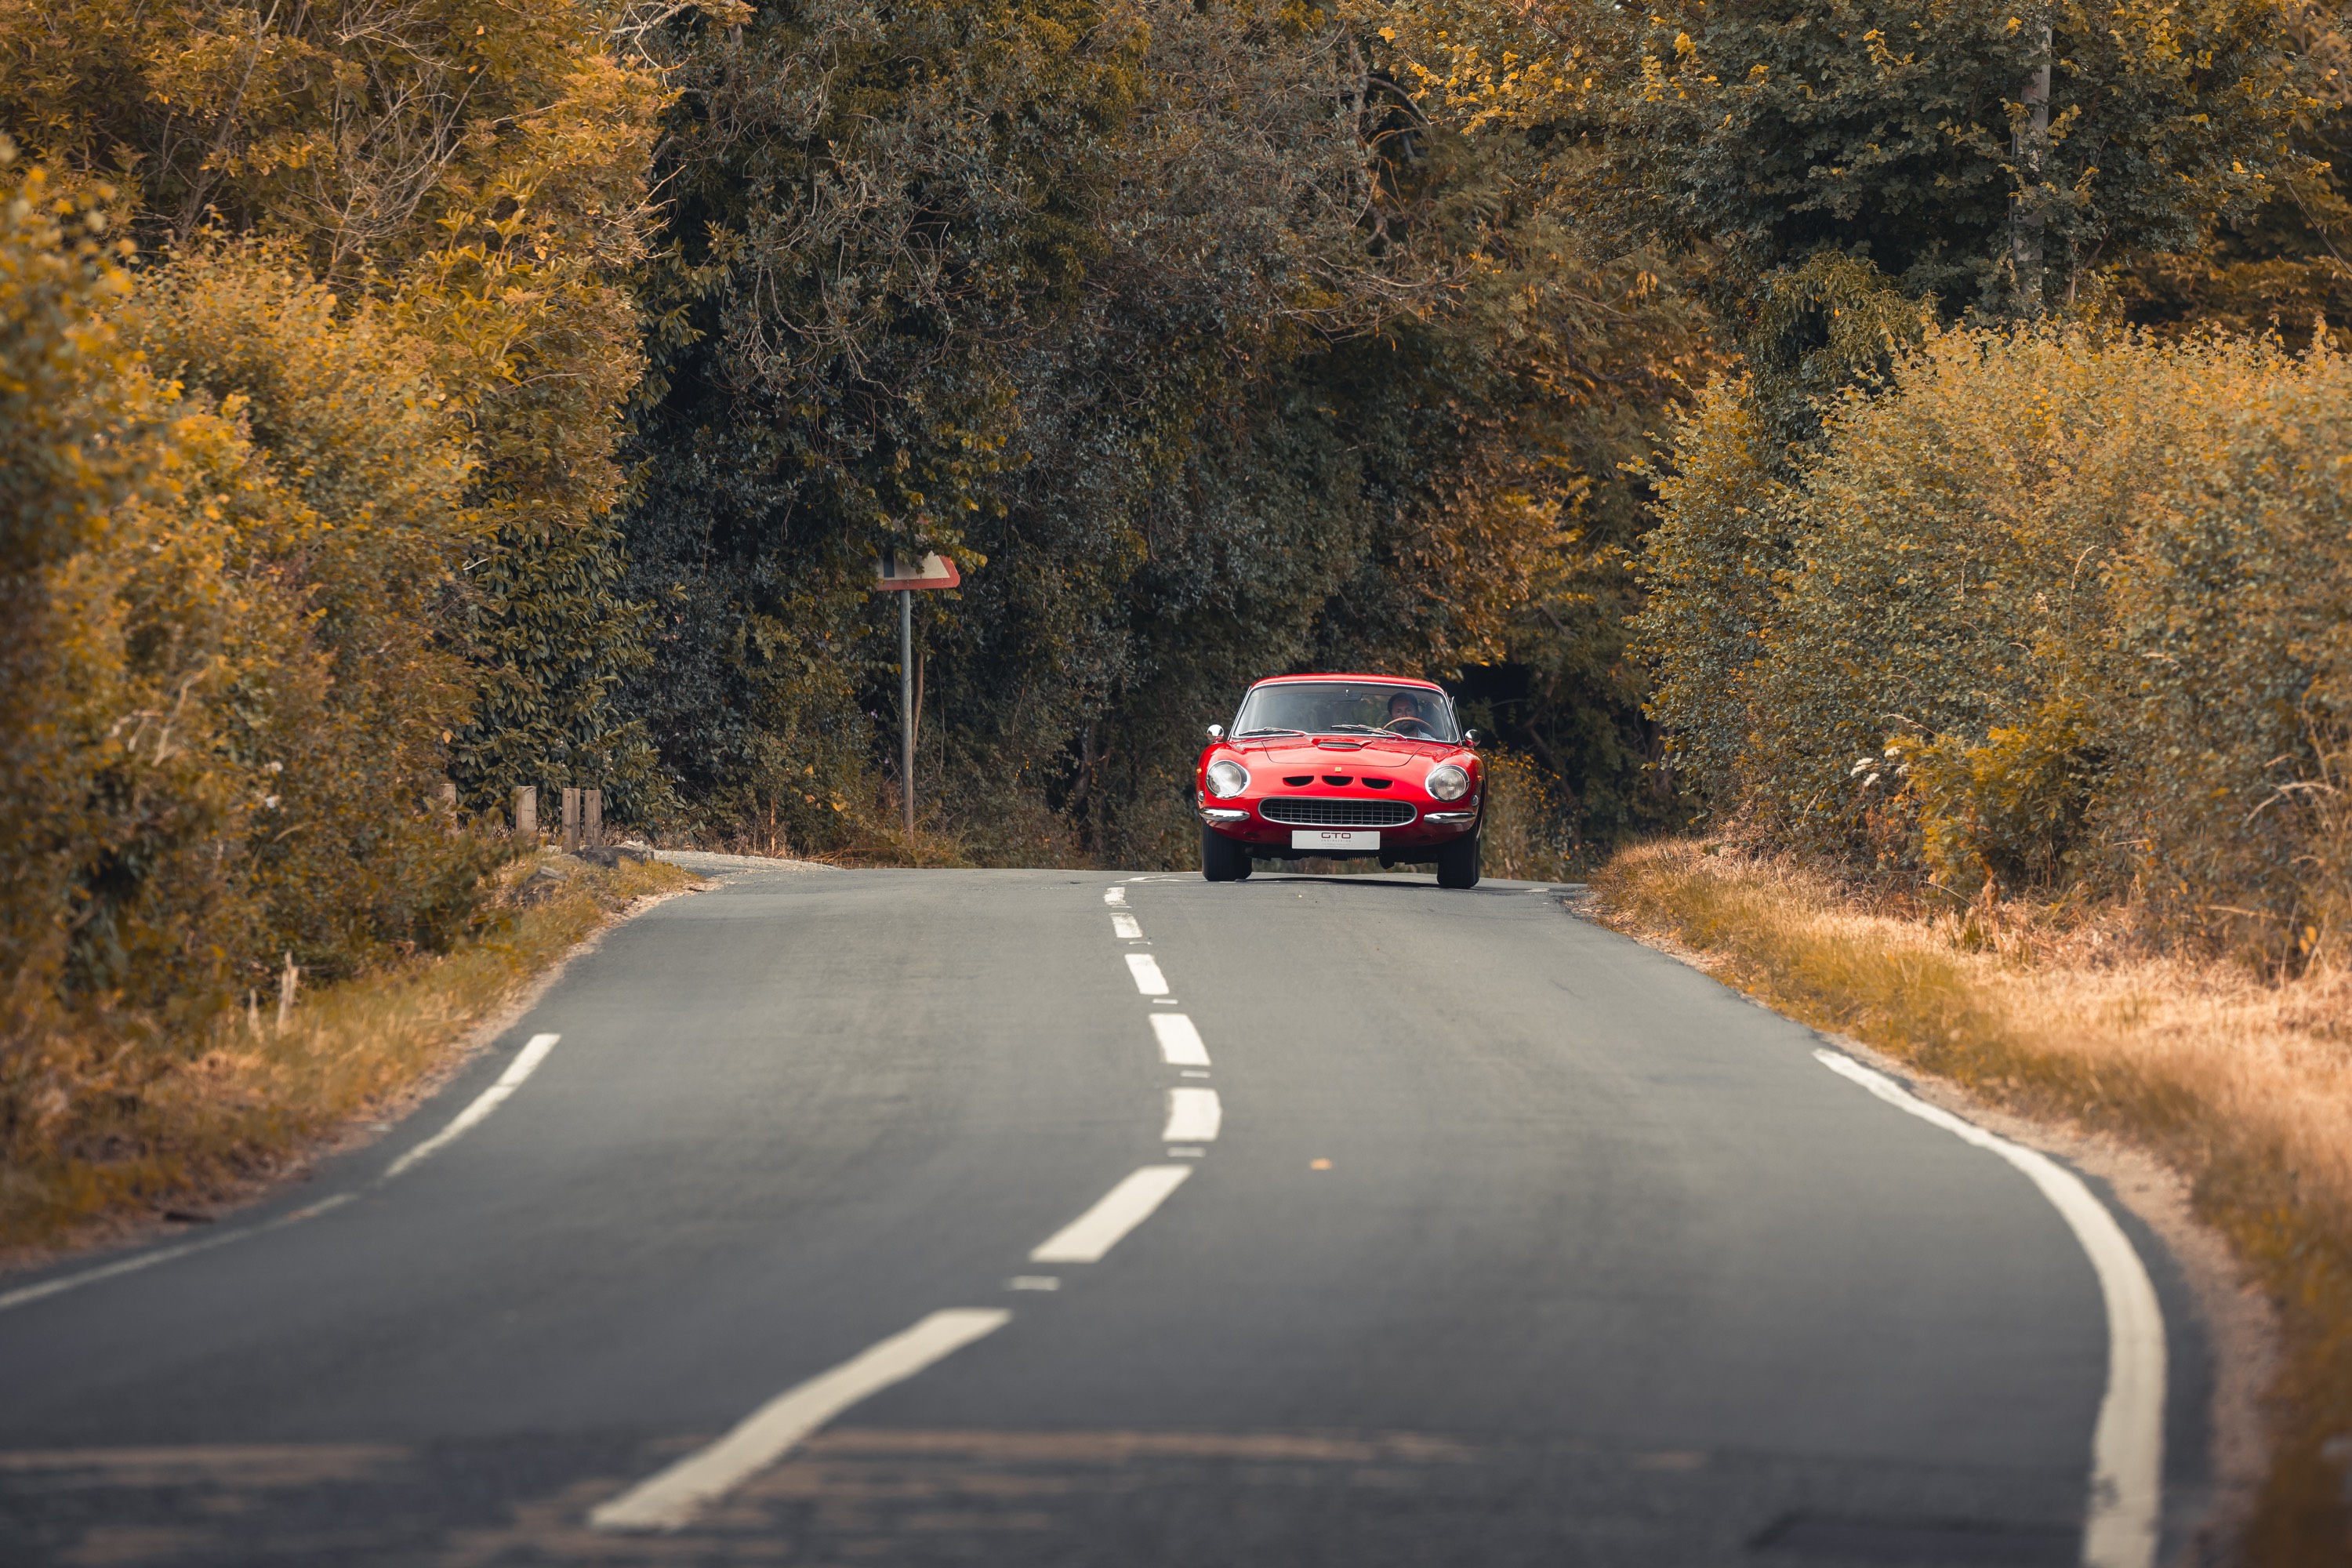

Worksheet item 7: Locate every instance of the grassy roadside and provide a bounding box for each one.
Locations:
[0,854,694,1261]
[1591,840,2352,1564]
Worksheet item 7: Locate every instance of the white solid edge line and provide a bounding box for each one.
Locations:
[589,1308,1011,1533]
[1030,1165,1193,1263]
[0,1192,358,1316]
[1111,913,1143,940]
[1813,1049,2164,1568]
[1161,1087,1221,1142]
[1,1029,561,1313]
[1124,953,1169,995]
[0,1228,252,1313]
[382,1033,560,1182]
[1149,1013,1210,1067]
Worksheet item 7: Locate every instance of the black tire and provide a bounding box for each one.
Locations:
[1201,824,1251,881]
[1436,829,1481,889]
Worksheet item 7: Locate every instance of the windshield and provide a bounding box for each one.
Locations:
[1232,681,1459,742]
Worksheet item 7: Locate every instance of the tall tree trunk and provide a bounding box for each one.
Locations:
[2012,16,2053,315]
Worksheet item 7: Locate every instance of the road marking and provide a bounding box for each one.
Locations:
[1006,1276,1060,1291]
[1125,954,1169,995]
[1162,1087,1221,1142]
[383,1033,560,1181]
[1103,887,1127,906]
[1813,1049,2164,1568]
[1166,1145,1206,1158]
[589,1308,1011,1532]
[0,1031,561,1315]
[1111,913,1142,939]
[0,1181,367,1315]
[1030,1166,1193,1262]
[1180,1069,1211,1079]
[0,1225,253,1314]
[1149,1013,1210,1066]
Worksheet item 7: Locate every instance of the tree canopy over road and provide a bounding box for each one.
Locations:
[3,0,2347,1180]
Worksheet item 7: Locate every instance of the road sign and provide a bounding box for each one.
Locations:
[872,550,961,592]
[870,550,962,839]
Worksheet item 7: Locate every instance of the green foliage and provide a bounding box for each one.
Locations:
[2123,2,2352,341]
[0,148,521,1187]
[620,0,1700,862]
[1476,750,1586,880]
[1384,0,2299,314]
[118,245,509,973]
[0,0,680,819]
[2100,347,2352,950]
[1897,696,2100,890]
[1630,375,1781,812]
[1639,325,2352,963]
[1629,0,2292,311]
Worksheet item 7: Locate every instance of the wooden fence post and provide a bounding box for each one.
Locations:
[584,789,603,848]
[513,785,537,837]
[562,786,583,852]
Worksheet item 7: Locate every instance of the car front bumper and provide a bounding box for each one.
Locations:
[1198,800,1479,852]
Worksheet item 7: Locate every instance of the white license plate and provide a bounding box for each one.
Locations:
[1291,829,1378,851]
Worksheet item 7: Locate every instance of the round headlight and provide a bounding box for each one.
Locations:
[1205,759,1250,798]
[1425,762,1470,802]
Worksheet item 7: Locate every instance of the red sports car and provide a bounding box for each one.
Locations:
[1195,674,1483,887]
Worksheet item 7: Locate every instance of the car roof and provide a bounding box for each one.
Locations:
[1246,673,1446,691]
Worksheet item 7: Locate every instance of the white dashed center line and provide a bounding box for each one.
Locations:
[1162,1087,1222,1142]
[1149,1013,1210,1065]
[590,1308,1011,1532]
[1031,1166,1195,1262]
[1112,913,1142,940]
[1125,953,1170,995]
[1103,886,1127,906]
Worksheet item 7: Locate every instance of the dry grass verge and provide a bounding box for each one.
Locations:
[0,853,693,1263]
[1591,840,2352,1567]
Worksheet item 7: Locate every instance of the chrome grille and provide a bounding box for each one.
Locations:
[1259,797,1415,828]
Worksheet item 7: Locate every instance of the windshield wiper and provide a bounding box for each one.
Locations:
[1234,727,1307,739]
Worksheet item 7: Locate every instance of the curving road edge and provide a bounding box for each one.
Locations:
[1813,1048,2165,1568]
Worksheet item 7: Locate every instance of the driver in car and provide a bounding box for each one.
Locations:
[1385,691,1435,737]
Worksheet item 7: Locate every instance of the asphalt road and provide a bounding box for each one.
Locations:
[0,866,2212,1566]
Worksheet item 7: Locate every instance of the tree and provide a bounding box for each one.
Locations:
[0,0,691,818]
[617,0,1699,860]
[2122,0,2352,340]
[1383,0,2299,318]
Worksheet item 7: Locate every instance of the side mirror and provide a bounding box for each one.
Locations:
[1463,728,1479,748]
[1206,724,1225,741]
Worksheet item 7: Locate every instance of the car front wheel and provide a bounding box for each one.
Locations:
[1436,828,1481,889]
[1201,824,1252,882]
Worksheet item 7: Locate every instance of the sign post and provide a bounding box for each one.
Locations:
[871,550,962,838]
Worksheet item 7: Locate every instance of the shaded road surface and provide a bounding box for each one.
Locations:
[0,867,2211,1565]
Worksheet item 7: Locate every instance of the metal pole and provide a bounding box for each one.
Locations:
[900,588,915,838]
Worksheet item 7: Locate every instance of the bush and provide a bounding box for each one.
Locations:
[1477,750,1584,881]
[1638,325,2352,961]
[0,151,510,1173]
[2100,349,2352,953]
